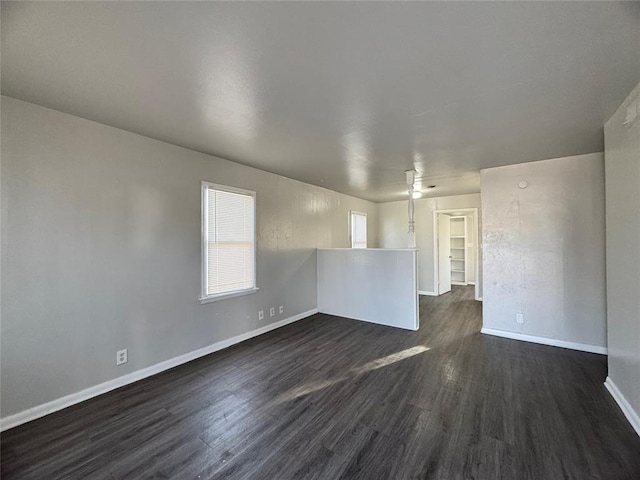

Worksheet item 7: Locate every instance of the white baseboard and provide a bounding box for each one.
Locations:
[480,327,607,355]
[0,309,318,432]
[605,377,640,437]
[418,290,437,296]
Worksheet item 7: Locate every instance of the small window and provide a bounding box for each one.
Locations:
[201,182,257,303]
[350,211,367,249]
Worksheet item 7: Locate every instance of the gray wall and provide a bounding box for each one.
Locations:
[481,153,607,349]
[378,193,481,295]
[0,96,378,419]
[604,81,640,420]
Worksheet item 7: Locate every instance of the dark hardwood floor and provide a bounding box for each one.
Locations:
[2,286,640,479]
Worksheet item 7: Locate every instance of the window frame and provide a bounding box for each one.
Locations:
[200,181,258,304]
[349,210,368,249]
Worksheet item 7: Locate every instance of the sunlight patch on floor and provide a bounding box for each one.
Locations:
[273,345,430,404]
[350,346,430,375]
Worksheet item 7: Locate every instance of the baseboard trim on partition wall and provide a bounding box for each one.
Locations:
[418,290,437,296]
[480,327,608,355]
[605,377,640,437]
[0,309,319,432]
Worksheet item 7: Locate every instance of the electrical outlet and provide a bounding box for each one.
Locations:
[516,313,524,324]
[116,349,128,365]
[270,307,275,317]
[279,306,284,314]
[258,310,264,320]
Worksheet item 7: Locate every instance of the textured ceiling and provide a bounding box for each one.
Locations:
[2,1,639,202]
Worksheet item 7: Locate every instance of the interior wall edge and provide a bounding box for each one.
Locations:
[605,377,640,438]
[0,308,319,433]
[603,79,640,442]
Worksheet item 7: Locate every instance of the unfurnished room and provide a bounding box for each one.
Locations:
[1,1,639,479]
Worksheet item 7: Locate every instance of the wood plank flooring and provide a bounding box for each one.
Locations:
[2,286,640,479]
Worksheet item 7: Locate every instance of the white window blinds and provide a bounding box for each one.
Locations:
[351,212,367,249]
[202,183,256,298]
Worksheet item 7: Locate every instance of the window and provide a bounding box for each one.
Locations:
[350,211,367,249]
[201,182,257,303]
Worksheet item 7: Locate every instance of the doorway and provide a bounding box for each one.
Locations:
[433,208,481,300]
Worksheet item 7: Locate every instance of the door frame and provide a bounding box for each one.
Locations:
[433,208,480,301]
[436,213,452,296]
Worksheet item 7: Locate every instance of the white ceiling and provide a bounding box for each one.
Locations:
[2,2,639,202]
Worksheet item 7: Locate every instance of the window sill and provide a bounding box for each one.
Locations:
[199,287,259,304]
